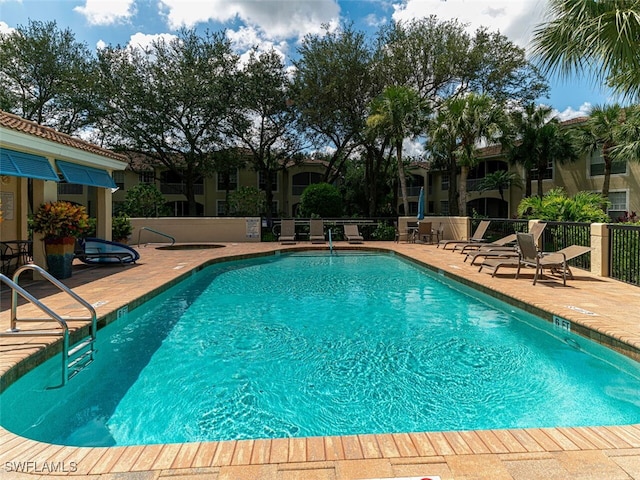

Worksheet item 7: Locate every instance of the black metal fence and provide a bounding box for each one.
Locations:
[610,224,640,286]
[265,218,397,242]
[540,221,592,270]
[266,217,640,286]
[470,218,529,242]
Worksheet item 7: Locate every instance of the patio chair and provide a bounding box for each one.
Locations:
[416,221,434,244]
[456,233,517,253]
[75,238,140,265]
[278,219,297,244]
[1,242,21,275]
[515,232,591,286]
[309,219,326,244]
[465,222,547,265]
[479,233,591,285]
[343,224,364,244]
[438,220,490,250]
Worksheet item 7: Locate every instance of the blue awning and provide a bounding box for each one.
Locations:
[56,160,117,189]
[0,148,59,181]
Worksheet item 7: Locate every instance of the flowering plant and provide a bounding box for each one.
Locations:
[31,201,90,239]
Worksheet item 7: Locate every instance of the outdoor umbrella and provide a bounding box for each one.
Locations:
[417,186,425,220]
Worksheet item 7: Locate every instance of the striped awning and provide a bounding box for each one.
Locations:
[56,160,117,189]
[0,148,58,181]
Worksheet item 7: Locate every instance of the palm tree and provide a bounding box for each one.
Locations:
[577,104,626,198]
[476,170,523,202]
[508,104,578,198]
[610,104,640,170]
[531,0,640,100]
[367,86,428,215]
[427,93,507,216]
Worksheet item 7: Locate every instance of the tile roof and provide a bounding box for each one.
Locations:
[0,110,127,163]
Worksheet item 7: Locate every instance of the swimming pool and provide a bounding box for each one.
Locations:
[2,251,640,447]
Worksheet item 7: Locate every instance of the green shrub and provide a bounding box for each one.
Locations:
[299,183,343,217]
[372,222,396,241]
[517,188,609,222]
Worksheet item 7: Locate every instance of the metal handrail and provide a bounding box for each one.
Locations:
[137,227,176,247]
[1,264,97,386]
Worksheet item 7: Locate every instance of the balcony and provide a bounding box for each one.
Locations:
[160,183,204,195]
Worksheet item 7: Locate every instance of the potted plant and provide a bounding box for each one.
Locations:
[112,214,133,243]
[31,201,90,279]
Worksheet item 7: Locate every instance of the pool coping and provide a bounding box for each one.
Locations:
[1,242,640,478]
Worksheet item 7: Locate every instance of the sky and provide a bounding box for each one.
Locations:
[0,0,618,121]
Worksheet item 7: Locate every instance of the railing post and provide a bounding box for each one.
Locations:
[590,223,609,277]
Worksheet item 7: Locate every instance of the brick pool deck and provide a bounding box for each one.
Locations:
[1,240,640,480]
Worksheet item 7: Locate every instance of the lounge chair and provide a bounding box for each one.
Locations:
[416,221,434,244]
[278,219,297,244]
[75,238,140,265]
[343,224,363,243]
[465,222,547,265]
[309,219,326,243]
[515,232,590,286]
[438,220,490,250]
[480,233,591,286]
[456,233,517,254]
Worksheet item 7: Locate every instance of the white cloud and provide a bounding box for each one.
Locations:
[127,32,178,52]
[74,0,136,26]
[0,21,15,36]
[159,0,340,41]
[391,0,546,47]
[226,26,289,66]
[553,102,592,121]
[364,13,387,28]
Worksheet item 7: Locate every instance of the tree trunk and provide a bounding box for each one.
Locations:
[459,165,469,216]
[264,173,274,222]
[602,156,612,198]
[525,169,532,197]
[448,159,460,216]
[364,147,376,216]
[537,176,544,198]
[396,142,409,216]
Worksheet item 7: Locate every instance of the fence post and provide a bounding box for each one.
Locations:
[590,223,609,277]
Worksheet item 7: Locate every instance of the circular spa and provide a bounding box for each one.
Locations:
[1,251,640,447]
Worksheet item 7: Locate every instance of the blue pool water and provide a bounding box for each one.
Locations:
[2,252,640,447]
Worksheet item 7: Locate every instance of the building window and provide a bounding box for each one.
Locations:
[259,171,278,192]
[58,183,83,195]
[292,172,323,195]
[441,173,449,191]
[217,170,238,191]
[607,191,628,221]
[531,160,553,180]
[590,151,626,176]
[440,200,449,215]
[139,171,154,184]
[217,200,227,216]
[160,171,204,195]
[113,171,125,190]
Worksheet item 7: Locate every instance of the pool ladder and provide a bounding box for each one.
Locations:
[0,264,97,387]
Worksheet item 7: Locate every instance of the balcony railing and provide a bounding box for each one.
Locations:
[160,183,204,195]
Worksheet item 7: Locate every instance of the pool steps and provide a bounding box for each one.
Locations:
[0,264,97,386]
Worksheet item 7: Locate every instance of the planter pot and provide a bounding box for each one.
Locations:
[44,237,76,279]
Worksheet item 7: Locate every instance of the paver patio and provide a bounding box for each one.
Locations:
[1,241,640,479]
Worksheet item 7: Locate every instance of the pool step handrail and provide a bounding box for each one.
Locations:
[137,226,175,247]
[0,264,98,386]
